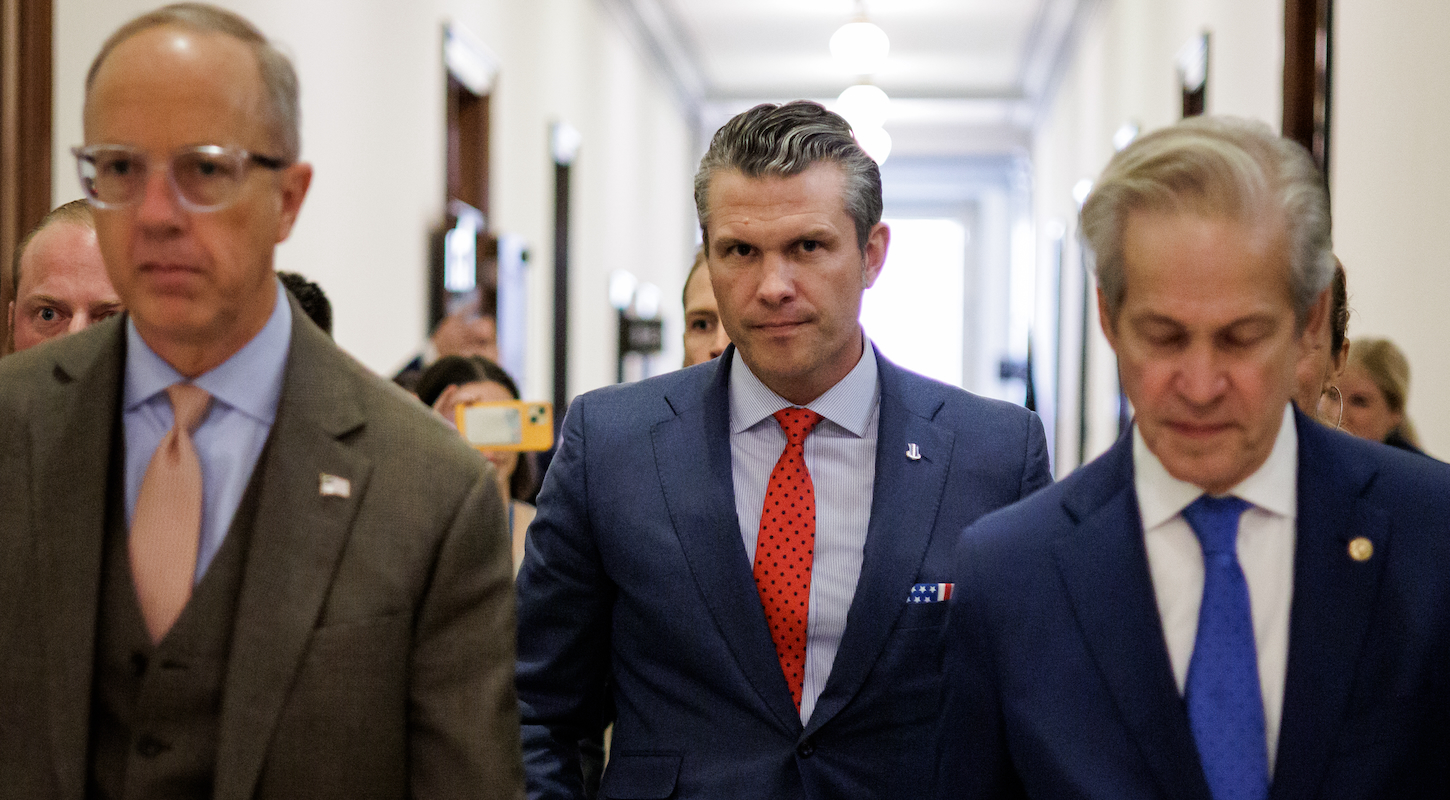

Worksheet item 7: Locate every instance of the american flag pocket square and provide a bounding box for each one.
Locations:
[908,583,954,603]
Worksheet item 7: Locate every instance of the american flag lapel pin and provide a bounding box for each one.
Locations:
[908,583,954,603]
[319,473,351,498]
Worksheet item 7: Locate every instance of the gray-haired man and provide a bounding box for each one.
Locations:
[516,100,1051,799]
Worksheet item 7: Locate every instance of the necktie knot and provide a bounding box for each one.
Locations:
[166,383,213,434]
[773,408,823,446]
[1182,494,1251,557]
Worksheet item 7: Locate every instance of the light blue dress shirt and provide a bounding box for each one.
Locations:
[729,341,880,725]
[123,279,292,582]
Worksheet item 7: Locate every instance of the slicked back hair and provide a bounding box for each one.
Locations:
[13,199,95,293]
[694,101,882,252]
[1081,115,1333,327]
[85,2,301,162]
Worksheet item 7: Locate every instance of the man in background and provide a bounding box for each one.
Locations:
[8,198,122,353]
[682,246,730,366]
[393,299,498,392]
[935,116,1450,799]
[518,100,1051,799]
[0,5,522,799]
[277,269,332,336]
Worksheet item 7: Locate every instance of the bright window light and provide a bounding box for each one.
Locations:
[859,218,967,387]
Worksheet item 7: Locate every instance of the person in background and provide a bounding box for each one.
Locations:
[1291,259,1349,426]
[393,298,499,393]
[682,246,730,366]
[416,354,537,572]
[1341,336,1425,454]
[935,116,1450,799]
[277,270,331,336]
[8,198,122,353]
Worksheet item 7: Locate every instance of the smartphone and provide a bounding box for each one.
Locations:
[456,400,554,452]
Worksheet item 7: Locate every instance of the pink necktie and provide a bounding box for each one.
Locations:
[753,407,823,710]
[130,383,212,643]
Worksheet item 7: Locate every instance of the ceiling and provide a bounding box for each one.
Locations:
[600,0,1102,157]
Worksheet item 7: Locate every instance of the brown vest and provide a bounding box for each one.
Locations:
[86,450,264,800]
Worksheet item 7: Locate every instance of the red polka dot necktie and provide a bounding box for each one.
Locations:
[753,407,824,711]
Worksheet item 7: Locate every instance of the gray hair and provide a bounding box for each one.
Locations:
[694,101,882,251]
[85,3,301,162]
[1081,115,1333,326]
[13,199,95,292]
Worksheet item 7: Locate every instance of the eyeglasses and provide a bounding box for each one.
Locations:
[72,144,289,212]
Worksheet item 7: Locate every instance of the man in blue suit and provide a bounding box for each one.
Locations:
[935,116,1450,800]
[517,101,1051,799]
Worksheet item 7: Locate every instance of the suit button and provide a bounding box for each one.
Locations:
[136,735,169,759]
[796,739,815,758]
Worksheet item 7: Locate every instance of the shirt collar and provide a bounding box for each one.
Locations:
[1133,402,1299,529]
[124,279,293,425]
[728,336,880,437]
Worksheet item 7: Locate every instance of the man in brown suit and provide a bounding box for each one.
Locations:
[0,4,523,798]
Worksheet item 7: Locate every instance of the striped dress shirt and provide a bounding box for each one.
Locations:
[729,342,880,725]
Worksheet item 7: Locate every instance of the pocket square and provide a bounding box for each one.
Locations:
[908,583,954,603]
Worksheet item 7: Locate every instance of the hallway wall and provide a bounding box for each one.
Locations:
[1332,0,1450,458]
[52,0,697,402]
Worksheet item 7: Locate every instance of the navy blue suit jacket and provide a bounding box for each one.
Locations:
[517,345,1051,799]
[936,409,1450,799]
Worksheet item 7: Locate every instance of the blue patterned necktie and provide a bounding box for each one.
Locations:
[1181,495,1269,800]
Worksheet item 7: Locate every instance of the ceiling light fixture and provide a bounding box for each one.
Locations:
[835,83,890,131]
[830,20,889,76]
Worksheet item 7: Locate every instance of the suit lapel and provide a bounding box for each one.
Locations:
[805,356,953,734]
[1051,436,1213,800]
[214,306,372,800]
[33,319,126,800]
[652,351,803,732]
[1269,413,1387,800]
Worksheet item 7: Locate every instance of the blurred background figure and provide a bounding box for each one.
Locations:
[1293,259,1350,426]
[7,199,121,354]
[277,270,332,336]
[417,354,537,570]
[393,301,499,393]
[681,246,729,367]
[1341,336,1425,454]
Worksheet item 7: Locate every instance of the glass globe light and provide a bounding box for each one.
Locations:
[830,21,889,76]
[835,84,890,131]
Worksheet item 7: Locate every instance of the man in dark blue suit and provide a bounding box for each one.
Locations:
[517,101,1051,799]
[935,116,1450,800]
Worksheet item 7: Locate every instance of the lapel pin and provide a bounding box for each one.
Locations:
[1348,536,1373,562]
[319,473,351,498]
[906,443,921,461]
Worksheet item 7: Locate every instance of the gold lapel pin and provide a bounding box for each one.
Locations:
[319,473,351,498]
[1348,536,1373,562]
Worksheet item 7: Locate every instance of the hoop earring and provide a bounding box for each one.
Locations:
[1323,384,1344,430]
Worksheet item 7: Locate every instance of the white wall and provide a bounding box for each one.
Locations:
[1033,0,1285,473]
[53,0,696,402]
[1332,0,1450,458]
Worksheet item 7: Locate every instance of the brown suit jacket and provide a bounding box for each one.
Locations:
[0,296,524,799]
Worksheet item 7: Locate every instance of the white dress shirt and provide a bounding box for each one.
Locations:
[729,342,880,725]
[1135,403,1298,773]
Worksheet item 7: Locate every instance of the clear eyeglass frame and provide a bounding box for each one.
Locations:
[72,144,289,213]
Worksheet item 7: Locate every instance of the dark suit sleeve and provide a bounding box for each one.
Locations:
[516,396,615,800]
[1018,412,1052,499]
[935,532,1027,800]
[410,469,525,799]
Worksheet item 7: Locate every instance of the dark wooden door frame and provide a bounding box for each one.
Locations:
[1283,0,1334,180]
[1,0,52,355]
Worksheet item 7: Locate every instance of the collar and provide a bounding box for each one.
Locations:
[728,336,879,437]
[1133,403,1299,528]
[124,279,293,425]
